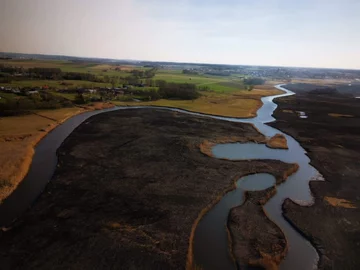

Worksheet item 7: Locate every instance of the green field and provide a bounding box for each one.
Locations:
[1,59,248,93]
[154,69,246,92]
[0,59,149,80]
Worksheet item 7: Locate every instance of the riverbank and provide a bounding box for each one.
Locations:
[0,109,297,269]
[269,91,360,269]
[0,102,114,203]
[113,87,283,118]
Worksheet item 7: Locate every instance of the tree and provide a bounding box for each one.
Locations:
[110,76,119,88]
[74,93,86,104]
[246,85,254,91]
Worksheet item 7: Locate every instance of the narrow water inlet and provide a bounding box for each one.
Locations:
[193,174,276,270]
[192,85,321,270]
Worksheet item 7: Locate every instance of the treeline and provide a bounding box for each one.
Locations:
[0,91,73,116]
[183,69,199,75]
[130,68,157,78]
[205,71,231,76]
[1,65,158,86]
[243,77,265,85]
[157,81,199,100]
[0,65,24,74]
[62,72,101,82]
[28,68,62,79]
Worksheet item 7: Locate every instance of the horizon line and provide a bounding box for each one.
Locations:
[1,51,360,71]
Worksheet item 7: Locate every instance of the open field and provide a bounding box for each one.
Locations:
[0,59,144,77]
[0,79,112,89]
[0,109,297,269]
[114,87,282,118]
[154,70,245,92]
[1,59,250,92]
[269,90,360,269]
[0,59,149,87]
[0,103,114,203]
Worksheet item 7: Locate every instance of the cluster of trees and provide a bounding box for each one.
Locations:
[0,91,72,116]
[1,65,158,87]
[158,82,199,100]
[124,68,157,86]
[62,72,100,82]
[28,68,62,79]
[0,74,12,83]
[182,69,199,75]
[113,81,200,101]
[243,77,265,85]
[205,71,231,76]
[130,68,157,79]
[0,65,24,74]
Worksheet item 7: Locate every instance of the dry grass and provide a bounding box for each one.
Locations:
[115,87,283,118]
[266,134,288,149]
[328,113,354,118]
[199,135,266,158]
[0,107,100,203]
[324,197,356,209]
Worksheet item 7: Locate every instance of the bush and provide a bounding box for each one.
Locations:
[0,91,74,116]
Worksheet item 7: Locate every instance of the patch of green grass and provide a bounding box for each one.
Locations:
[0,92,20,101]
[155,72,226,84]
[49,91,77,101]
[154,70,246,93]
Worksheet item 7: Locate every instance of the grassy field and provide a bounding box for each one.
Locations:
[114,86,282,118]
[1,60,249,92]
[154,69,246,92]
[0,59,148,82]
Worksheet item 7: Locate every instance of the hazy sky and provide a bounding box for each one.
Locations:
[1,0,359,69]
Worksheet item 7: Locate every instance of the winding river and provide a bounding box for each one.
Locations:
[0,85,322,270]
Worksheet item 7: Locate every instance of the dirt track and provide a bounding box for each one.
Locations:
[0,108,296,269]
[269,91,360,269]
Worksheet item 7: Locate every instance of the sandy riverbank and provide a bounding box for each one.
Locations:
[0,102,114,203]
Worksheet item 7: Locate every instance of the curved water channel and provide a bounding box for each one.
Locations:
[0,85,321,270]
[193,85,322,270]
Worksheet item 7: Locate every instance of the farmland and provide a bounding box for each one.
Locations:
[0,58,280,203]
[114,87,282,118]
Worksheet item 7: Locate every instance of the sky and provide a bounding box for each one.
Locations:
[1,0,359,69]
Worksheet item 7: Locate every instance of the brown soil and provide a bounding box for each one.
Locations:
[0,109,296,270]
[269,92,360,269]
[266,134,288,149]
